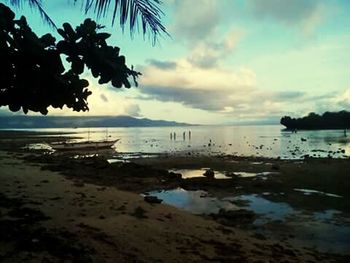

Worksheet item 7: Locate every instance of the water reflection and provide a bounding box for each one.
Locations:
[51,148,116,158]
[147,188,296,220]
[169,169,231,179]
[226,194,296,223]
[233,172,279,178]
[146,188,350,253]
[24,125,349,159]
[294,188,342,198]
[147,188,237,214]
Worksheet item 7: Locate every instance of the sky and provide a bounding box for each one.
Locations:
[1,0,350,124]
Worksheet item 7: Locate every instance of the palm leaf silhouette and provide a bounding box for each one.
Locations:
[7,0,167,40]
[9,0,56,28]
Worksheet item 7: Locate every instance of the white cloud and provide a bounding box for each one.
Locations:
[328,89,350,110]
[45,79,142,117]
[123,103,141,117]
[249,0,326,35]
[138,58,293,118]
[170,0,221,42]
[136,52,350,122]
[141,59,256,92]
[188,30,243,68]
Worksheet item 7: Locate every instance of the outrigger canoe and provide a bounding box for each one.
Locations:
[50,139,119,151]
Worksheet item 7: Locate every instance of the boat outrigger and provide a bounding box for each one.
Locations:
[50,139,119,151]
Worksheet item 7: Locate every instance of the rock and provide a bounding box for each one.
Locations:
[168,172,182,179]
[271,164,280,170]
[131,206,148,219]
[212,209,257,227]
[203,169,215,178]
[144,196,162,204]
[73,181,84,187]
[200,193,208,198]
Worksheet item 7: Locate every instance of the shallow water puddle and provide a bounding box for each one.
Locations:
[146,189,344,224]
[146,188,350,253]
[170,169,278,179]
[224,194,297,223]
[233,171,278,178]
[294,188,343,198]
[119,152,161,159]
[26,143,52,151]
[169,169,231,179]
[107,153,161,163]
[107,159,130,163]
[146,188,237,214]
[233,172,257,178]
[146,189,295,220]
[313,209,343,222]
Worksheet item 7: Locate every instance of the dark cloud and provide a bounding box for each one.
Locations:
[249,0,320,24]
[137,84,344,119]
[139,85,232,111]
[100,94,109,102]
[146,59,177,70]
[273,91,305,101]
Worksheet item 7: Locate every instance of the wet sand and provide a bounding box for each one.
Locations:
[0,131,349,262]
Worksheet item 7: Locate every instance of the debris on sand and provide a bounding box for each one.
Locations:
[203,169,215,178]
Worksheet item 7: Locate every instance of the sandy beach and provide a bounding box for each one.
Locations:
[0,131,349,262]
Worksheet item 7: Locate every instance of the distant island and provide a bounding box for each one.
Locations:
[0,115,193,129]
[280,111,350,130]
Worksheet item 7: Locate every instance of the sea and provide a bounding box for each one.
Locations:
[24,125,349,159]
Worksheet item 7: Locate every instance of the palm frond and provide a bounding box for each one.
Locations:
[8,0,57,28]
[82,0,168,43]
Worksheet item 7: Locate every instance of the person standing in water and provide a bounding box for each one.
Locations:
[170,132,173,140]
[183,131,185,140]
[174,132,176,140]
[189,130,191,140]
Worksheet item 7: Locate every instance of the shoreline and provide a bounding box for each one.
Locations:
[0,131,349,262]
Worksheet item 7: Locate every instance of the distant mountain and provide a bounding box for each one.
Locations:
[0,115,193,129]
[280,111,350,130]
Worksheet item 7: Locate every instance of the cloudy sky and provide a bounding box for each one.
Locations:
[1,0,350,124]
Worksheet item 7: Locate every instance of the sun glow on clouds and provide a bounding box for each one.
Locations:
[1,0,350,124]
[142,59,256,91]
[47,80,141,117]
[138,58,259,114]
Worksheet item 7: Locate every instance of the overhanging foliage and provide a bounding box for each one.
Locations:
[0,3,140,115]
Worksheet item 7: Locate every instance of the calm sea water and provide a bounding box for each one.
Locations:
[26,125,349,159]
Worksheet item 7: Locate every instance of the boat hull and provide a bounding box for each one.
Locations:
[50,140,119,151]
